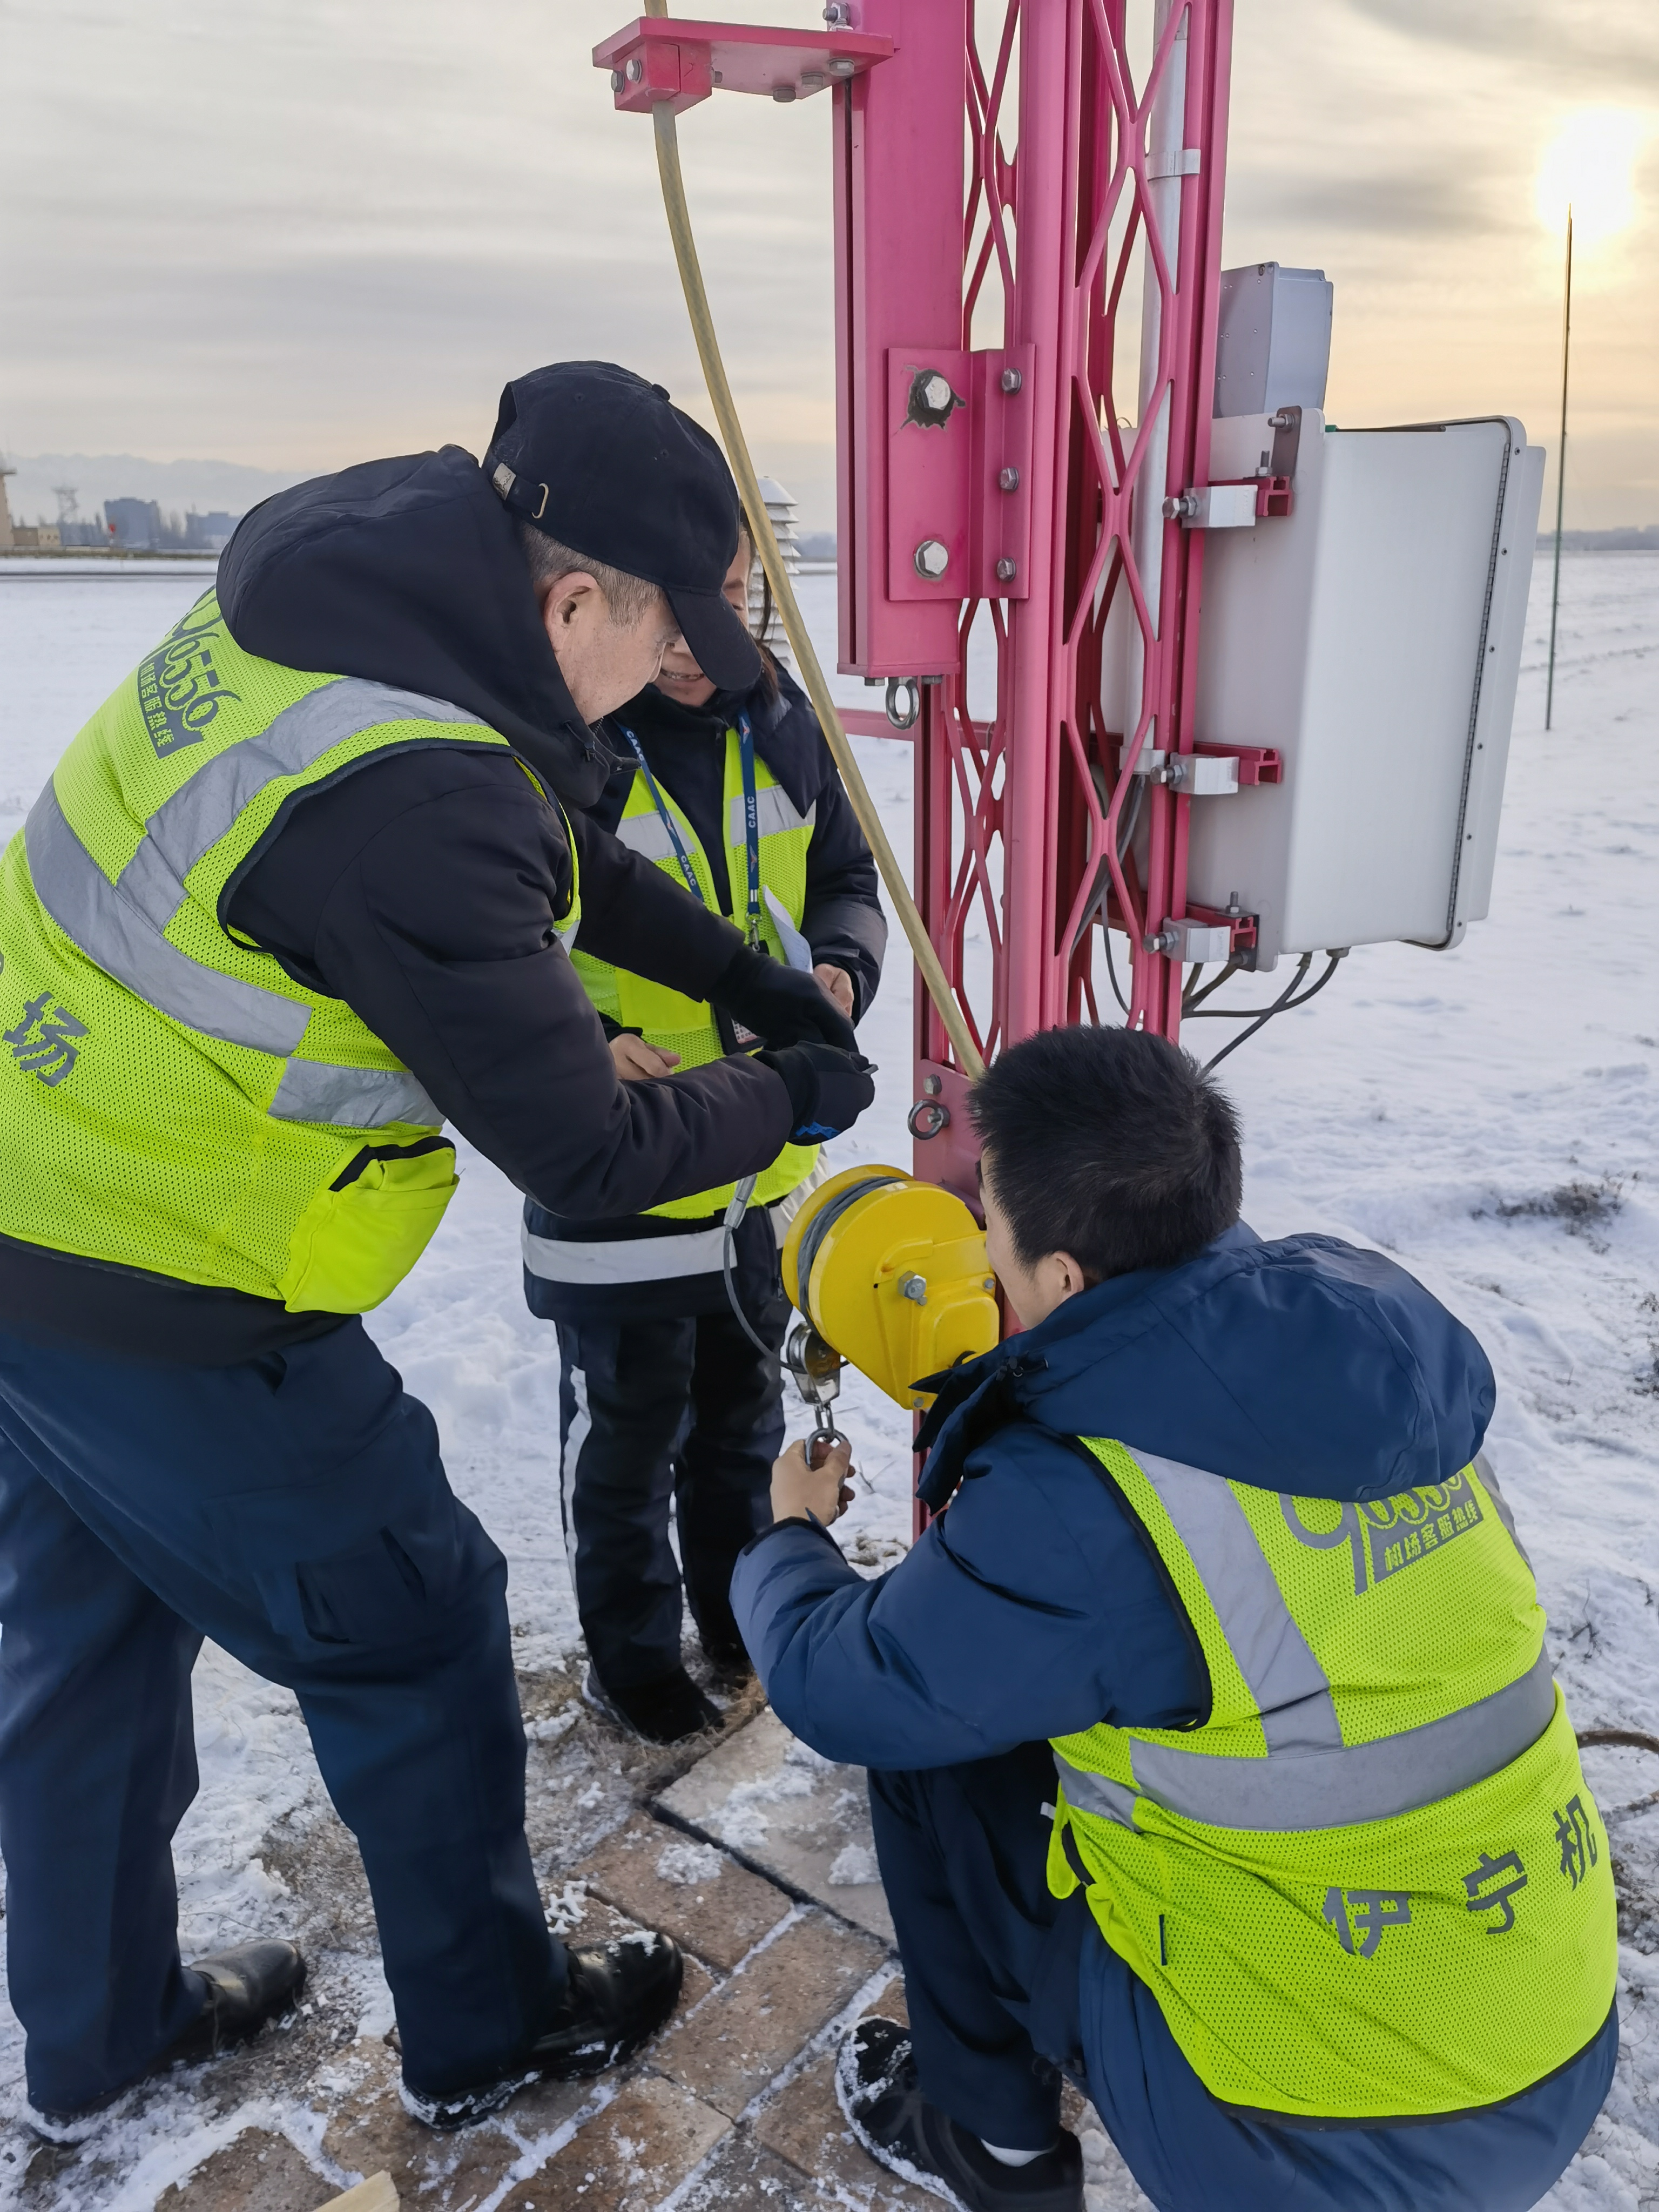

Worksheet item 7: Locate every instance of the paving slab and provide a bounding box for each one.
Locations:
[156,2127,328,2211]
[751,2051,939,2211]
[657,1709,893,1942]
[673,2130,819,2209]
[495,2074,729,2209]
[320,2038,567,2209]
[655,1908,887,2118]
[572,1810,794,1971]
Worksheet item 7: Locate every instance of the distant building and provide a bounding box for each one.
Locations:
[106,497,164,551]
[1538,525,1659,555]
[10,524,62,550]
[53,487,111,549]
[0,459,15,551]
[750,478,801,670]
[185,509,239,551]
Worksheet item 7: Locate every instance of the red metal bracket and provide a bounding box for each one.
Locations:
[1194,741,1283,785]
[1255,474,1293,518]
[882,344,1035,608]
[1184,900,1259,956]
[907,1061,981,1208]
[594,18,892,116]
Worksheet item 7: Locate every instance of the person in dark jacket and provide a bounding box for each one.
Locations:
[523,522,886,1743]
[731,1027,1616,2212]
[0,363,876,2139]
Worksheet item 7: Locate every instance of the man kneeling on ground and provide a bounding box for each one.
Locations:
[730,1026,1617,2212]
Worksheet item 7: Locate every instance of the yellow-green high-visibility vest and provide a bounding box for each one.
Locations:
[1049,1442,1615,2124]
[570,725,818,1220]
[0,590,579,1316]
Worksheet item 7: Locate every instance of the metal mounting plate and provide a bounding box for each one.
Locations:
[594,18,892,114]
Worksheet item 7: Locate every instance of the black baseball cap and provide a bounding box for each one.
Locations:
[485,361,761,692]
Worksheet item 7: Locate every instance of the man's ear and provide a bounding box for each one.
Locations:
[537,571,601,638]
[1050,1251,1091,1304]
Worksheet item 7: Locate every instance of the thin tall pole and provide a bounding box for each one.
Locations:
[1545,205,1573,730]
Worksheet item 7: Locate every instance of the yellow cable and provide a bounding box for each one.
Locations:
[643,81,986,1081]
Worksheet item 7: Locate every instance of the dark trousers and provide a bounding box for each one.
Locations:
[0,1319,561,2113]
[871,1744,1618,2211]
[556,1302,784,1688]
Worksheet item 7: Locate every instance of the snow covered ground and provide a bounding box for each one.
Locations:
[0,547,1655,2206]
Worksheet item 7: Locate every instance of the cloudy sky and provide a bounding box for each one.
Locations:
[2,0,1654,528]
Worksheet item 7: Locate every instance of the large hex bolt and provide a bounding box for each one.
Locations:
[914,539,950,581]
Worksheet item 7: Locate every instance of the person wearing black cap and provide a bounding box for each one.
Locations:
[0,361,874,2137]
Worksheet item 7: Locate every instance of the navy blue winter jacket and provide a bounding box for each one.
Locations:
[731,1222,1497,1769]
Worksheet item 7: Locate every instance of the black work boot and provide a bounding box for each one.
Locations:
[403,1929,685,2130]
[698,1630,755,1683]
[836,2017,1083,2212]
[27,1939,307,2141]
[583,1661,722,1743]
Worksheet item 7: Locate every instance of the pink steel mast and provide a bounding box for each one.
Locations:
[596,0,1242,1201]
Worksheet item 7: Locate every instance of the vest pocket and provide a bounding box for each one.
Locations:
[277,1139,458,1313]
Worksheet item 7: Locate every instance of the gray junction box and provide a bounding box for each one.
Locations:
[1215,264,1334,418]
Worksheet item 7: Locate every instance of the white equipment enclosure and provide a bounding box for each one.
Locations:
[1188,414,1545,965]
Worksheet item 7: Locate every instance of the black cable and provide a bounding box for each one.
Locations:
[1201,955,1316,1073]
[1183,952,1346,1019]
[1101,921,1131,1015]
[1115,775,1145,860]
[721,1176,786,1367]
[1184,959,1239,1011]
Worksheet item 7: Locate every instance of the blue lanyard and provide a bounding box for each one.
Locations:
[622,718,767,952]
[737,713,765,950]
[620,727,703,904]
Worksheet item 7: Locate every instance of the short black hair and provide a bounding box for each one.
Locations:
[970,1026,1242,1280]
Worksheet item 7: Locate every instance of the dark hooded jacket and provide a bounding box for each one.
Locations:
[0,447,794,1362]
[730,1223,1498,1769]
[521,662,888,1323]
[593,665,887,1015]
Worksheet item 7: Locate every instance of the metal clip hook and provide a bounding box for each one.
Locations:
[885,677,920,730]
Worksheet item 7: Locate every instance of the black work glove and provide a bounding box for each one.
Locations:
[710,945,858,1053]
[756,1043,877,1143]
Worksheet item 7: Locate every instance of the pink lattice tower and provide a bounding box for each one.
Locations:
[596,0,1241,1205]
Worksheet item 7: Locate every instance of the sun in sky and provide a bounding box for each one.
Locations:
[1534,107,1649,243]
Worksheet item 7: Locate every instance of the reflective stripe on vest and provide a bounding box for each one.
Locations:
[610,786,815,869]
[120,676,483,930]
[23,677,475,1125]
[1052,1446,1556,1831]
[570,724,818,1223]
[28,779,310,1057]
[730,787,815,847]
[1057,1644,1556,1833]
